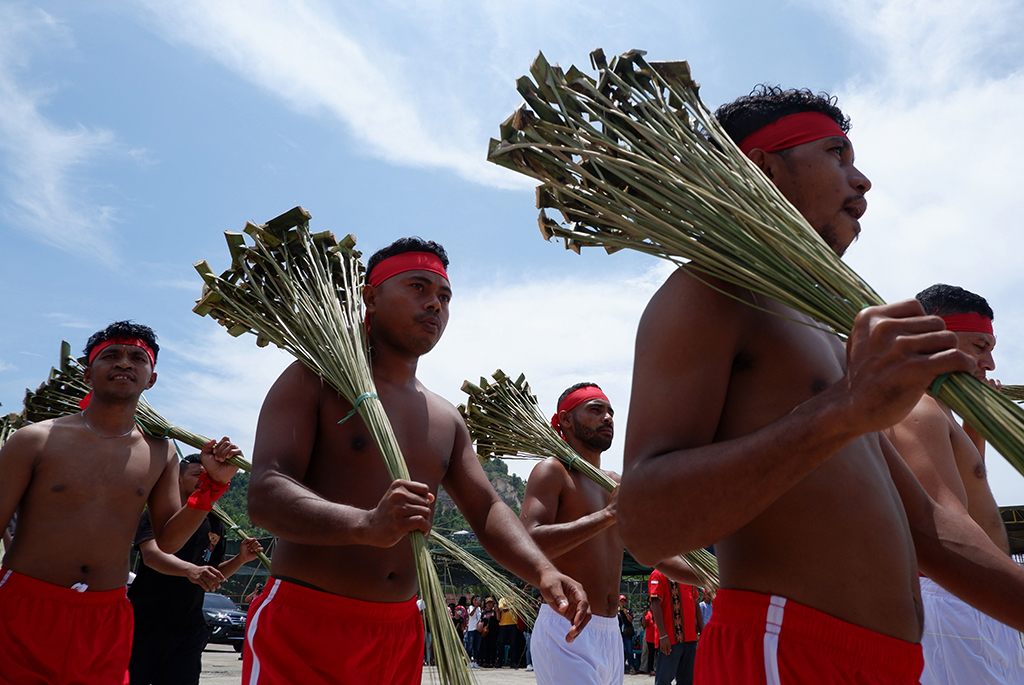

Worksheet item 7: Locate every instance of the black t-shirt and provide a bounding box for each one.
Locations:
[127,509,226,630]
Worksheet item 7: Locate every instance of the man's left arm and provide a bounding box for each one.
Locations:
[443,411,590,641]
[882,434,1024,630]
[218,538,264,579]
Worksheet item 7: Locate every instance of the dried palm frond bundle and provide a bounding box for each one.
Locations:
[192,206,470,685]
[487,48,1024,476]
[1001,386,1024,403]
[429,530,536,629]
[20,342,251,471]
[0,413,21,446]
[459,369,719,589]
[211,504,272,571]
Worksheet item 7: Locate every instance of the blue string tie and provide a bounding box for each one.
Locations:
[338,392,379,424]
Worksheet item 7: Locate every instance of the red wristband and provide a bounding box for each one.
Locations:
[186,472,230,511]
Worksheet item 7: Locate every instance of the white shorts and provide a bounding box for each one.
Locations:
[532,603,623,685]
[920,577,1024,685]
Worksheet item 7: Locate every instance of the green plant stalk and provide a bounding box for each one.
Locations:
[429,530,537,629]
[211,504,272,571]
[487,48,1024,477]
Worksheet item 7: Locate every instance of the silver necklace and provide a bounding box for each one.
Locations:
[82,413,137,439]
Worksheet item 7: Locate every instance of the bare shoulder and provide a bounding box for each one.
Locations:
[268,360,328,404]
[527,457,571,487]
[641,266,757,335]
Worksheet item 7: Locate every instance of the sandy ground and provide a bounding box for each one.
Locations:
[200,644,655,683]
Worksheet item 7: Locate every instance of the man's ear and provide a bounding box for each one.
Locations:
[83,366,94,388]
[746,149,774,180]
[363,284,378,315]
[145,370,157,391]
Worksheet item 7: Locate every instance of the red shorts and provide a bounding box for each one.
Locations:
[242,578,424,685]
[696,589,923,685]
[0,568,132,685]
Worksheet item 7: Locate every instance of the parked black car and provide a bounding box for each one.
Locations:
[203,592,246,652]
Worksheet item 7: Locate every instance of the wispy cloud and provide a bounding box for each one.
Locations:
[0,4,121,263]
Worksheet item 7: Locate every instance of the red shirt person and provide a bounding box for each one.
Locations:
[648,569,702,685]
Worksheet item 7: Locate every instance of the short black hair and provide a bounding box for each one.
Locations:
[557,382,601,408]
[916,284,994,320]
[179,453,203,473]
[366,237,449,281]
[714,85,851,148]
[83,321,159,365]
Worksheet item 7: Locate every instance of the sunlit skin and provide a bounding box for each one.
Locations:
[618,131,1024,642]
[886,328,1010,556]
[248,266,591,640]
[521,397,700,619]
[0,343,240,592]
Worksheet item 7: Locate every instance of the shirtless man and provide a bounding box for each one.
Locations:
[617,86,1024,684]
[0,321,240,684]
[886,284,1024,684]
[244,237,590,685]
[520,383,699,685]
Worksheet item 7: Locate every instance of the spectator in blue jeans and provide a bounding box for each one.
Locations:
[618,594,637,674]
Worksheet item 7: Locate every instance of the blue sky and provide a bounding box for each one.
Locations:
[1,0,1023,505]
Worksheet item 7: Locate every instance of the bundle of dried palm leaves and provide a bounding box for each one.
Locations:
[193,207,470,684]
[211,504,272,571]
[459,370,719,589]
[487,48,1024,476]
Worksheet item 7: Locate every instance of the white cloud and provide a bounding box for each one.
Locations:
[135,0,531,189]
[0,4,121,263]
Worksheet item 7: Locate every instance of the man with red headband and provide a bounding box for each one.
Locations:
[886,284,1024,685]
[618,86,1024,685]
[521,382,699,685]
[244,237,590,685]
[0,321,241,684]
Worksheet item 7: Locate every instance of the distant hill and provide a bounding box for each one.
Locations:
[433,458,528,537]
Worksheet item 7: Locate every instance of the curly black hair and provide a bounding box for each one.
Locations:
[557,382,602,408]
[366,237,449,280]
[83,321,159,364]
[714,84,851,148]
[916,284,994,320]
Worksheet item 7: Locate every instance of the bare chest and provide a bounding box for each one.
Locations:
[719,307,846,439]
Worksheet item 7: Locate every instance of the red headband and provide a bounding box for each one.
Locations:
[368,252,449,288]
[739,112,847,155]
[87,337,156,368]
[941,313,993,335]
[550,386,610,436]
[80,337,157,410]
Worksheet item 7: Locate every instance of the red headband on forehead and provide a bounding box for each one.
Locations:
[80,337,156,410]
[550,386,610,436]
[941,313,993,335]
[87,337,156,367]
[367,251,449,289]
[738,112,847,155]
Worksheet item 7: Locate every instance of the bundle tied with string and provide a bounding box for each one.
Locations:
[486,47,1024,477]
[459,369,719,589]
[192,206,471,685]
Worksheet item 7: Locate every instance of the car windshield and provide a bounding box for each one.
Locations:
[204,593,239,611]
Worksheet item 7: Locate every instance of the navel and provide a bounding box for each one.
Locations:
[810,378,829,395]
[80,565,89,574]
[351,437,366,451]
[137,487,146,497]
[51,484,66,493]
